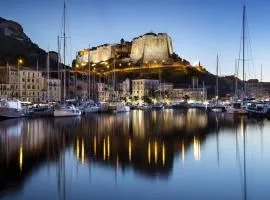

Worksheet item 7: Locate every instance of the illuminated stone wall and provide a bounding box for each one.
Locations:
[76,45,114,64]
[130,33,173,63]
[76,33,174,65]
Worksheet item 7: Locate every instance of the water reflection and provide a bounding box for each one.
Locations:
[0,110,268,200]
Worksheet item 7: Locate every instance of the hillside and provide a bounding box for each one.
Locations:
[0,17,61,72]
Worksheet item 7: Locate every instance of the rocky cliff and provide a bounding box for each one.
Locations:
[0,17,60,73]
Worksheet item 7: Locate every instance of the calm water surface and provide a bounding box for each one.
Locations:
[0,110,270,200]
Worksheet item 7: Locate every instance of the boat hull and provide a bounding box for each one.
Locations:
[53,110,81,117]
[0,108,25,119]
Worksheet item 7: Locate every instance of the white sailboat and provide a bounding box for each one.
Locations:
[53,0,81,117]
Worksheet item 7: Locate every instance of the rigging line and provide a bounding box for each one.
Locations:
[246,19,257,80]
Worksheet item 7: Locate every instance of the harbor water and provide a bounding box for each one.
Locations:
[0,109,270,200]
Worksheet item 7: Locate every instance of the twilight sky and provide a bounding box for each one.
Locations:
[1,0,270,80]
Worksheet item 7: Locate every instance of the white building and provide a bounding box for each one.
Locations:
[19,70,47,102]
[132,79,159,99]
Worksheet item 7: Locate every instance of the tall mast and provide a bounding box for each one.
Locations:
[216,54,219,100]
[88,45,91,100]
[57,35,61,101]
[260,64,263,98]
[47,52,50,103]
[242,5,246,97]
[63,0,66,101]
[235,59,238,98]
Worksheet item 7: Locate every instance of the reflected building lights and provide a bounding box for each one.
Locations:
[107,136,110,159]
[148,141,151,164]
[193,136,201,161]
[116,154,119,170]
[162,143,165,166]
[81,138,85,164]
[103,138,106,161]
[154,141,158,164]
[76,138,80,160]
[128,138,132,162]
[94,136,97,156]
[182,140,185,163]
[19,144,23,171]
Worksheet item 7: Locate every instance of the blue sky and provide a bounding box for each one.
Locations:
[1,0,270,80]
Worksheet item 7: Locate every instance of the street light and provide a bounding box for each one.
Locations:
[17,59,23,99]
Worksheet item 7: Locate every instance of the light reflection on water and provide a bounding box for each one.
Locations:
[0,110,269,200]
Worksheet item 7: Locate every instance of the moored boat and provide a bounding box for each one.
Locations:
[246,103,270,118]
[0,99,26,119]
[53,104,81,117]
[226,102,248,114]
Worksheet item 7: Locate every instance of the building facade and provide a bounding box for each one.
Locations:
[172,88,207,101]
[132,79,159,99]
[19,70,47,102]
[47,79,61,102]
[118,78,131,99]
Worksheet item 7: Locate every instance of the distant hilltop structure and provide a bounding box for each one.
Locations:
[76,32,174,65]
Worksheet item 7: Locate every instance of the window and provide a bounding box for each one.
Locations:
[32,79,34,83]
[32,86,35,89]
[27,79,30,82]
[27,85,30,89]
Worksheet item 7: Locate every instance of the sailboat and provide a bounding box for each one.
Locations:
[29,52,54,117]
[208,55,226,112]
[226,6,248,114]
[106,52,130,114]
[53,0,81,117]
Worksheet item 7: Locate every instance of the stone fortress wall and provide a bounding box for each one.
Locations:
[130,33,173,63]
[76,32,173,65]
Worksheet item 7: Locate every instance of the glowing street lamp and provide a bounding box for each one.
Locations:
[18,59,23,65]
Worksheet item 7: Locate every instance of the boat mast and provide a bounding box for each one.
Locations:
[47,51,50,103]
[57,35,61,101]
[260,64,263,98]
[235,59,238,99]
[242,5,246,99]
[63,0,67,101]
[216,54,219,101]
[88,44,91,100]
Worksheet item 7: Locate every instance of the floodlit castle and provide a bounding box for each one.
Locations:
[76,32,173,65]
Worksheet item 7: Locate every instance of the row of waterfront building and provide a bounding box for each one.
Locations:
[0,65,206,103]
[0,66,61,103]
